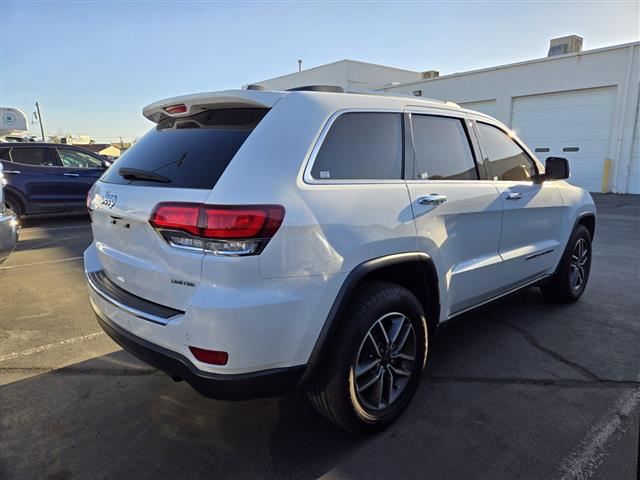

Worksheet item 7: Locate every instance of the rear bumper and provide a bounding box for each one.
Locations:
[94,309,306,400]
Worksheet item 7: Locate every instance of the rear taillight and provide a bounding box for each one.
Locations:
[149,203,284,256]
[150,204,200,236]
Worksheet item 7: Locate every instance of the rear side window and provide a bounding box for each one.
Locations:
[100,108,269,189]
[477,123,536,181]
[10,147,53,166]
[311,112,402,180]
[411,115,478,180]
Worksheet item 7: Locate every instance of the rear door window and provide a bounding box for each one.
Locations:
[100,108,269,189]
[10,147,55,166]
[410,114,478,180]
[311,112,403,180]
[477,123,537,181]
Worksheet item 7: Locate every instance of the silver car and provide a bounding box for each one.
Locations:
[0,162,19,264]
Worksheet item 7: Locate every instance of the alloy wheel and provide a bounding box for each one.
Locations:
[352,312,416,411]
[570,238,589,290]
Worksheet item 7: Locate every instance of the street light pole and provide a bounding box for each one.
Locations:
[35,102,45,141]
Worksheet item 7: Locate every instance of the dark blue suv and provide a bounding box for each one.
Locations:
[0,143,110,217]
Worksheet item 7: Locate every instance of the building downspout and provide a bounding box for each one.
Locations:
[612,44,636,193]
[624,81,640,193]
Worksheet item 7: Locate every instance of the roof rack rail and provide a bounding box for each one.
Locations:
[286,85,344,93]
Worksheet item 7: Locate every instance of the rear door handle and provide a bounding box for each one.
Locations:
[505,192,523,200]
[3,170,21,174]
[63,173,80,177]
[417,194,447,206]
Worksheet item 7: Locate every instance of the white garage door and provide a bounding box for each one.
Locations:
[459,100,497,119]
[628,105,640,194]
[511,86,617,192]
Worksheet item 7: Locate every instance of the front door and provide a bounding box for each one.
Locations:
[405,110,503,317]
[475,121,564,291]
[55,147,104,211]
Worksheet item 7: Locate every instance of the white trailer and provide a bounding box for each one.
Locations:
[1,108,29,141]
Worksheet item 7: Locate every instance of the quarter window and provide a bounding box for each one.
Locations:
[477,123,536,181]
[411,115,478,180]
[311,112,403,180]
[10,147,53,166]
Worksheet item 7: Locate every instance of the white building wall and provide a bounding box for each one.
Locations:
[511,87,617,192]
[247,60,422,93]
[383,43,640,193]
[249,61,349,91]
[457,100,497,118]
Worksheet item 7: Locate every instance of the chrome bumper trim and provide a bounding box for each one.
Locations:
[86,272,178,326]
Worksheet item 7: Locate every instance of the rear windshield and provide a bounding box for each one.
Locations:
[100,108,269,189]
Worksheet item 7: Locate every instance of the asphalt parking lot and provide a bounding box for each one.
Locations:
[0,195,638,480]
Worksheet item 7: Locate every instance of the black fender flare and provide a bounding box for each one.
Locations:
[576,211,596,240]
[298,252,439,385]
[543,211,596,283]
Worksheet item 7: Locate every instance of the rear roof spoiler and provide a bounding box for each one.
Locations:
[142,90,286,123]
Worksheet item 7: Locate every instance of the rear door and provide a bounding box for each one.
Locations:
[54,147,105,211]
[475,121,564,290]
[89,107,269,310]
[405,108,503,317]
[5,146,68,214]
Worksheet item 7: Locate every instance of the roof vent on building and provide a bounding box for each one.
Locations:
[421,70,440,79]
[548,35,583,57]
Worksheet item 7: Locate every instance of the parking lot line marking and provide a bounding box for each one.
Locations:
[14,312,51,321]
[0,332,105,362]
[558,384,640,480]
[597,213,640,222]
[20,225,92,232]
[0,256,83,270]
[15,236,77,250]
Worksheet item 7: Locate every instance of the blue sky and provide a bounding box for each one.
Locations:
[1,1,638,142]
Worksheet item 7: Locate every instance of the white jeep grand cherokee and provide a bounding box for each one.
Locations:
[85,87,595,432]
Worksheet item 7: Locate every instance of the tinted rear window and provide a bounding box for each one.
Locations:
[311,112,403,180]
[10,147,53,166]
[101,108,268,189]
[411,115,478,180]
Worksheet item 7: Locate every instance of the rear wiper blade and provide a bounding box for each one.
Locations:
[118,168,171,183]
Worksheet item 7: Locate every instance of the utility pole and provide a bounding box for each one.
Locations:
[35,102,45,141]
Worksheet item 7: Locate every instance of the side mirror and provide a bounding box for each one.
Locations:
[101,159,113,169]
[545,157,570,180]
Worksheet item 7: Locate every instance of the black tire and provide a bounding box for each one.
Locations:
[307,281,429,433]
[540,225,592,303]
[4,195,23,218]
